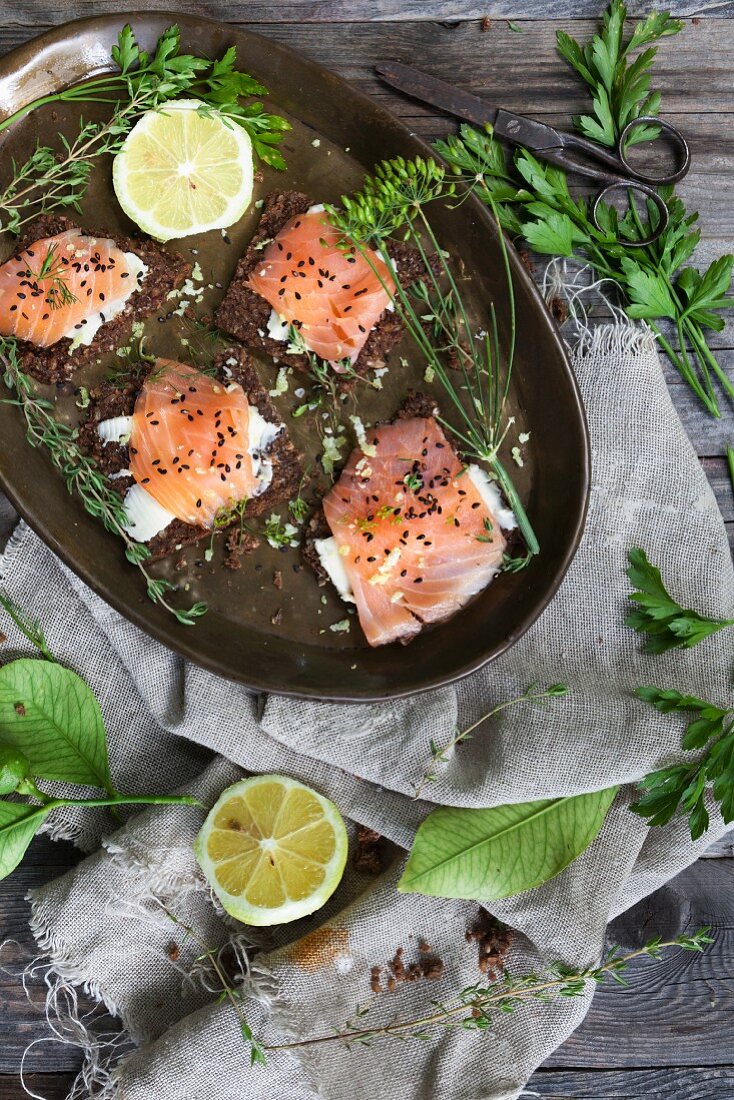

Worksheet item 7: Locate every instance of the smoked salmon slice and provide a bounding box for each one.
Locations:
[319,417,508,647]
[0,229,146,348]
[129,360,261,528]
[246,208,396,367]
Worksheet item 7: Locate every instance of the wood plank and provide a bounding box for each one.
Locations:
[0,1076,76,1100]
[2,19,734,116]
[704,830,734,858]
[1,19,733,118]
[700,458,733,524]
[0,836,88,1074]
[546,859,734,1069]
[528,1067,734,1098]
[1,4,732,27]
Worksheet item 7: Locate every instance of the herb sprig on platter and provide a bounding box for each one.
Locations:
[0,337,208,626]
[327,156,539,560]
[435,2,734,419]
[0,25,290,234]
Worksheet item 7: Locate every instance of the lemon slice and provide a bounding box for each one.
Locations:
[112,99,254,242]
[195,775,349,926]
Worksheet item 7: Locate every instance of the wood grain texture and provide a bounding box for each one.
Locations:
[1,2,732,26]
[0,1077,76,1100]
[0,497,16,550]
[547,859,734,1069]
[529,1067,734,1098]
[0,837,88,1074]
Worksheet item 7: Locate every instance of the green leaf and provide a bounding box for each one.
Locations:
[0,659,112,790]
[398,788,618,900]
[621,259,678,320]
[522,210,586,256]
[556,31,595,87]
[0,800,50,881]
[626,10,684,51]
[626,548,734,652]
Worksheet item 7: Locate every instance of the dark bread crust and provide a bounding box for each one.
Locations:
[214,191,425,378]
[78,348,302,563]
[8,215,191,384]
[302,391,441,589]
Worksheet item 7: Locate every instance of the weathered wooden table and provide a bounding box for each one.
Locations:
[1,4,733,1098]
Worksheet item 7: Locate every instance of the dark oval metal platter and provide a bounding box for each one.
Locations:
[0,13,590,701]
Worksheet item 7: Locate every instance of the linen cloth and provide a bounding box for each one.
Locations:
[1,321,732,1099]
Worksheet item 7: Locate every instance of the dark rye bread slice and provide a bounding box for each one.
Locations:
[7,215,190,385]
[78,347,302,564]
[214,190,425,378]
[302,391,440,588]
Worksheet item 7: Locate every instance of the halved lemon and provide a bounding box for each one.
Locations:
[113,99,254,242]
[195,775,349,926]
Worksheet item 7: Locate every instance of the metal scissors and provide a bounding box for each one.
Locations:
[376,61,691,248]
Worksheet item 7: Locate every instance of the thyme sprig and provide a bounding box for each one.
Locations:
[0,337,207,626]
[413,681,568,799]
[157,905,709,1065]
[0,589,55,662]
[0,25,290,234]
[160,903,265,1067]
[326,157,539,559]
[265,928,712,1054]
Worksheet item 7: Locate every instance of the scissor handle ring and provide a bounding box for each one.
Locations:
[616,116,691,186]
[591,181,669,248]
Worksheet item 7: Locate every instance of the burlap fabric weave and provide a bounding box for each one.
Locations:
[1,322,732,1099]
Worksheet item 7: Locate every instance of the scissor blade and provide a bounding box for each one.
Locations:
[375,61,497,128]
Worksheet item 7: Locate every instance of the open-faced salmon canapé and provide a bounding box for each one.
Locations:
[79,349,302,562]
[305,397,518,647]
[216,191,426,379]
[0,216,189,383]
[245,206,396,368]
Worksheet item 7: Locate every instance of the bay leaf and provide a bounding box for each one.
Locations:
[399,787,618,901]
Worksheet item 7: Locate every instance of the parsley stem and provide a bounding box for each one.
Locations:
[651,326,720,417]
[684,320,734,406]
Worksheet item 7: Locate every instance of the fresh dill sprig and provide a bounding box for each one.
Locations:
[632,687,734,839]
[326,156,539,560]
[264,928,712,1055]
[263,513,300,549]
[25,242,79,310]
[412,682,567,799]
[0,24,290,234]
[626,547,734,653]
[0,337,207,627]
